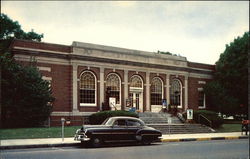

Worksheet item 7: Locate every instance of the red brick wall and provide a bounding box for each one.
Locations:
[188,77,212,110]
[50,64,72,112]
[19,62,73,112]
[188,62,215,70]
[12,39,72,53]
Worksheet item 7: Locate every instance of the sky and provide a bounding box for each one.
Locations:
[1,1,249,64]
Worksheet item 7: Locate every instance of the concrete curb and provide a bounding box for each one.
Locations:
[0,143,79,150]
[161,136,249,142]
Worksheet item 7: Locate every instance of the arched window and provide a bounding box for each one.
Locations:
[130,75,143,88]
[170,79,182,107]
[106,73,121,104]
[80,71,96,106]
[150,77,163,105]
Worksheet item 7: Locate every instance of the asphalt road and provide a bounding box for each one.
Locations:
[1,139,249,159]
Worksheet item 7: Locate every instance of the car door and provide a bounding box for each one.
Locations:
[111,119,129,141]
[126,119,142,141]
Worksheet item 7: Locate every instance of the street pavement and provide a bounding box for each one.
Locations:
[0,132,248,149]
[1,139,249,159]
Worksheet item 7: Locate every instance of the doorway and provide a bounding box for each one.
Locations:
[129,91,143,112]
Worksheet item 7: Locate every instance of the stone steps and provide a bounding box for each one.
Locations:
[139,112,214,134]
[147,124,215,134]
[139,112,182,124]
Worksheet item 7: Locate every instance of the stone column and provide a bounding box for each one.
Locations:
[184,75,188,111]
[166,74,170,106]
[72,63,79,112]
[146,71,150,111]
[124,70,128,109]
[99,67,104,110]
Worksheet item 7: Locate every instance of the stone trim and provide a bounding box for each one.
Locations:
[198,81,206,84]
[13,46,69,55]
[14,54,213,79]
[51,111,95,116]
[42,76,52,81]
[72,41,187,62]
[38,66,51,72]
[12,48,213,76]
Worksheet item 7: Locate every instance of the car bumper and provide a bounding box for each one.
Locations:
[74,134,90,141]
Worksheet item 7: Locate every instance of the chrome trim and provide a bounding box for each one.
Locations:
[74,133,90,141]
[105,140,136,143]
[92,132,135,135]
[141,134,161,136]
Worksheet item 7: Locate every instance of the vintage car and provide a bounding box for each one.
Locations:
[74,116,162,147]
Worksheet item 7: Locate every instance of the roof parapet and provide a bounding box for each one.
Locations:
[72,41,187,62]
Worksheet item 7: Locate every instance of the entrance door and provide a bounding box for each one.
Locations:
[130,92,143,112]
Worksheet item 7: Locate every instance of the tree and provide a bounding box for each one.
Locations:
[204,32,249,118]
[0,13,43,42]
[0,14,54,128]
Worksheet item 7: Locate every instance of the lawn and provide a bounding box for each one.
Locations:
[215,124,242,133]
[0,126,81,140]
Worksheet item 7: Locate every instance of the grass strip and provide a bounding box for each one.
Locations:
[0,126,80,140]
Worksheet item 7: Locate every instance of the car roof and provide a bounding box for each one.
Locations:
[109,116,139,120]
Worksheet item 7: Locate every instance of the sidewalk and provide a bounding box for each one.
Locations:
[0,132,248,149]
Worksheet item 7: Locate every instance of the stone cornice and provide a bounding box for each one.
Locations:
[12,48,214,76]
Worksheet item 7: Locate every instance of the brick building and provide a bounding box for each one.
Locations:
[10,39,215,126]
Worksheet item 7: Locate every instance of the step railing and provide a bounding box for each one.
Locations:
[198,114,212,128]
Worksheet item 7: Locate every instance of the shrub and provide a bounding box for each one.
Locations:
[89,110,139,125]
[183,110,224,128]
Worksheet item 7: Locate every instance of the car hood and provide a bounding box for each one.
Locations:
[81,125,111,130]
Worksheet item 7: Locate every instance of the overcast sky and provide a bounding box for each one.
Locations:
[2,1,249,64]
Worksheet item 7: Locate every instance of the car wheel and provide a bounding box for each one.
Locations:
[142,136,152,145]
[91,137,102,148]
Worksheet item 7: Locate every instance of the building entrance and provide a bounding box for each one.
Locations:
[129,75,144,112]
[129,91,143,112]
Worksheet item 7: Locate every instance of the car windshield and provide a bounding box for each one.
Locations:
[101,118,114,126]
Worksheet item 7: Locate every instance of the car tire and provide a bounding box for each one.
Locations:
[91,136,102,148]
[142,136,152,145]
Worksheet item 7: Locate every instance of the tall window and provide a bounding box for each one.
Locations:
[150,77,163,105]
[170,79,182,106]
[130,75,143,88]
[80,71,96,106]
[106,73,121,104]
[198,90,206,108]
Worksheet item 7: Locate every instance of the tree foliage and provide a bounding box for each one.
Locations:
[1,54,54,127]
[0,13,43,42]
[0,14,54,128]
[204,32,249,117]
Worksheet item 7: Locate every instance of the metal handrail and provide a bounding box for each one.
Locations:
[198,114,212,128]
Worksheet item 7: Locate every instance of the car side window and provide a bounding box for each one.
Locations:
[114,119,126,126]
[126,120,142,127]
